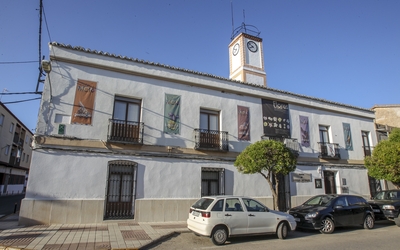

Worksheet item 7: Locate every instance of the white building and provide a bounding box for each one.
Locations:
[0,102,33,195]
[20,30,377,225]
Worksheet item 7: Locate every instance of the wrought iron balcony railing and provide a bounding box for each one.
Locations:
[318,142,340,159]
[107,119,144,144]
[194,129,229,151]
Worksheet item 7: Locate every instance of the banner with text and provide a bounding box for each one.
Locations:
[261,99,290,138]
[71,79,97,125]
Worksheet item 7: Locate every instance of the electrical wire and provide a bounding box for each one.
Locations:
[0,61,39,64]
[42,4,52,42]
[2,97,42,104]
[0,92,41,95]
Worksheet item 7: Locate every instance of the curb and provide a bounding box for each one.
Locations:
[139,230,190,250]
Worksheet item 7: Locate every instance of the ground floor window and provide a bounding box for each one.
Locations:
[201,167,224,196]
[104,160,137,220]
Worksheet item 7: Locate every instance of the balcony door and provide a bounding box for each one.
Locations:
[362,131,371,156]
[111,97,141,142]
[199,109,220,149]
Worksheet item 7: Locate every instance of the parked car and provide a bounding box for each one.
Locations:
[368,189,400,226]
[187,195,297,245]
[288,194,374,234]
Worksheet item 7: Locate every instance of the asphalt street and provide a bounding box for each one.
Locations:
[147,220,399,250]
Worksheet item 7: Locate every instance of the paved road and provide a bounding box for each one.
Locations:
[147,220,399,250]
[0,194,24,216]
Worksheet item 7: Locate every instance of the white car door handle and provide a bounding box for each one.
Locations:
[225,214,232,217]
[249,214,255,217]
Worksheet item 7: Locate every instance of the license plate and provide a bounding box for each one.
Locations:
[373,209,381,213]
[295,218,300,222]
[192,211,200,216]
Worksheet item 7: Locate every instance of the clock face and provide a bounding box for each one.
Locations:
[232,43,240,56]
[247,41,258,53]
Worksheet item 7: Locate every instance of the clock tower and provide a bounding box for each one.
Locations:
[229,28,267,87]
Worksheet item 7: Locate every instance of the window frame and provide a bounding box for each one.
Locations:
[112,96,141,123]
[319,125,330,143]
[201,167,225,196]
[9,122,14,133]
[200,109,220,131]
[0,114,4,126]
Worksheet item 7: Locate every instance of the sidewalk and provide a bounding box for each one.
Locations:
[0,213,189,250]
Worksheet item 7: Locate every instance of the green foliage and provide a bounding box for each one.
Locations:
[234,140,297,175]
[365,135,400,187]
[389,128,400,143]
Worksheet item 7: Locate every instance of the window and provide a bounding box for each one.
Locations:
[319,125,330,143]
[362,131,371,156]
[113,96,141,122]
[242,198,267,212]
[201,168,224,196]
[22,153,25,161]
[211,199,224,211]
[9,122,14,133]
[108,96,143,144]
[0,114,4,126]
[26,154,29,163]
[200,109,219,131]
[225,198,243,212]
[4,145,10,155]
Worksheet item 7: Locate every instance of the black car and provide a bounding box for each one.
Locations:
[288,194,375,234]
[368,189,400,227]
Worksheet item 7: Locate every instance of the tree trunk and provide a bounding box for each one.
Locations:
[259,171,278,210]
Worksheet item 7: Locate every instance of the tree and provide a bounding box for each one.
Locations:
[365,128,400,189]
[234,140,297,211]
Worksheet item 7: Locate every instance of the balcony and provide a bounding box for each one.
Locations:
[284,138,300,156]
[107,119,144,144]
[318,142,340,159]
[194,129,229,151]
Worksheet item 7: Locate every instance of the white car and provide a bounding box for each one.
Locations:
[187,195,297,245]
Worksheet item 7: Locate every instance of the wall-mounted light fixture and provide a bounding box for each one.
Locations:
[41,60,52,73]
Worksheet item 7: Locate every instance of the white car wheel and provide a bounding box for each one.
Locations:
[211,226,228,245]
[277,222,288,239]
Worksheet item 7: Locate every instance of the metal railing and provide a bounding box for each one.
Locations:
[194,129,229,151]
[318,142,340,159]
[107,119,144,144]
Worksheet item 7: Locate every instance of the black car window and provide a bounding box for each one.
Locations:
[304,195,334,206]
[374,192,386,200]
[335,197,348,207]
[388,191,400,200]
[192,198,214,210]
[211,199,224,211]
[347,196,365,206]
[242,198,266,212]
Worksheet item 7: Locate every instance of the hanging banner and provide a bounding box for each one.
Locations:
[261,99,290,138]
[299,115,310,147]
[342,123,353,150]
[164,94,180,134]
[71,79,97,125]
[237,106,250,141]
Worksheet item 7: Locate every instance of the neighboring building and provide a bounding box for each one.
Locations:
[20,29,377,225]
[370,104,400,190]
[0,102,33,195]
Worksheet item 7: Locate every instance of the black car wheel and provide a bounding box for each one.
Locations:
[363,214,374,229]
[211,226,228,245]
[320,217,335,234]
[277,222,288,239]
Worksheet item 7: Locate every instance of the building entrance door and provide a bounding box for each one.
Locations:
[324,170,337,194]
[104,160,137,220]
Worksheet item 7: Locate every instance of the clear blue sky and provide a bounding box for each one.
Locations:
[1,0,399,132]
